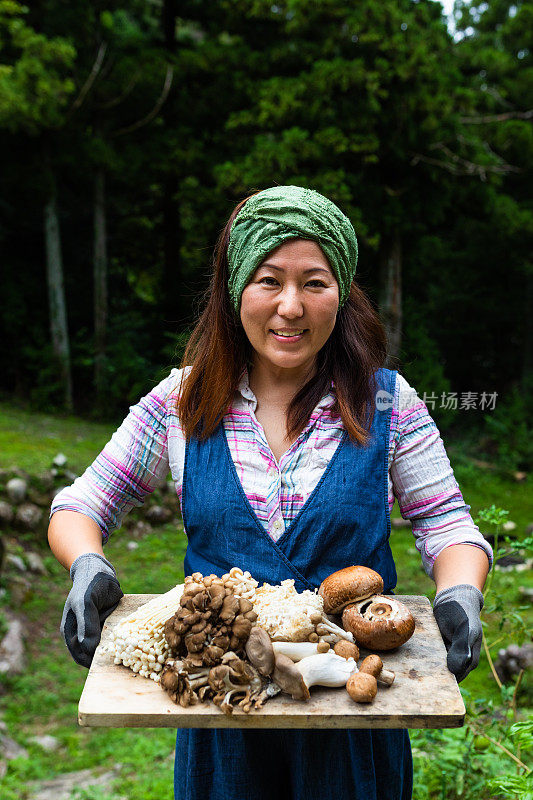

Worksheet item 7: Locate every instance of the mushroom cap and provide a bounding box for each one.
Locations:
[358,654,383,678]
[333,640,360,661]
[342,596,415,651]
[318,566,384,614]
[272,653,310,700]
[245,627,275,676]
[346,672,378,703]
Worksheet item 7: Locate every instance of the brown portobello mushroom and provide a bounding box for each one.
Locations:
[342,596,415,651]
[318,566,384,614]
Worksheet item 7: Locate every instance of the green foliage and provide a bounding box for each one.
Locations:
[484,382,533,471]
[409,502,532,800]
[0,0,531,456]
[0,0,75,132]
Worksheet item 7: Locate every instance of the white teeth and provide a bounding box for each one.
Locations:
[272,330,304,337]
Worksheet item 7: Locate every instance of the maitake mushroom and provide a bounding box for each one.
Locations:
[164,572,258,667]
[342,596,415,651]
[160,659,211,707]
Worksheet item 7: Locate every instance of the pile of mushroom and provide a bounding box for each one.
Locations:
[164,572,259,667]
[252,578,354,644]
[246,626,357,700]
[110,565,410,713]
[107,567,258,683]
[160,651,276,713]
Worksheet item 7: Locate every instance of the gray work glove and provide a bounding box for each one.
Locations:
[433,584,484,683]
[60,553,123,668]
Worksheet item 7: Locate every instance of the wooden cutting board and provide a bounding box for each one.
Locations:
[78,594,465,729]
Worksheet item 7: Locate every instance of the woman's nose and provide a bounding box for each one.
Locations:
[277,287,304,317]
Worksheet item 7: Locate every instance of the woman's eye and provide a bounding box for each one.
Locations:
[306,280,326,288]
[259,276,278,286]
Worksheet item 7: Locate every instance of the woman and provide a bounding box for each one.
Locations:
[49,185,492,800]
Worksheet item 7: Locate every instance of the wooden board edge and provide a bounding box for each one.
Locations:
[78,709,465,730]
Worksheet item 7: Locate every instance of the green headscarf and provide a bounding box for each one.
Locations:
[227,185,358,313]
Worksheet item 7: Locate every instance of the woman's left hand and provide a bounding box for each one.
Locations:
[433,584,484,682]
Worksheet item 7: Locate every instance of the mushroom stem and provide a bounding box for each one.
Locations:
[271,642,330,662]
[188,674,210,690]
[317,634,338,644]
[295,651,357,691]
[316,616,355,642]
[377,669,395,687]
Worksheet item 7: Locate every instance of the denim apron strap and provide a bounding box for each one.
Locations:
[176,367,412,800]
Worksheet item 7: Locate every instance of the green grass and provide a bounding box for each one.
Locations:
[0,402,119,475]
[0,402,531,799]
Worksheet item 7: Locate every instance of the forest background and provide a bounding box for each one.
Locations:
[0,0,531,472]
[0,1,532,799]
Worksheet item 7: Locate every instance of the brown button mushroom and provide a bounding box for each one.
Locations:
[342,596,415,651]
[358,654,395,686]
[318,566,384,614]
[333,640,360,661]
[346,671,378,703]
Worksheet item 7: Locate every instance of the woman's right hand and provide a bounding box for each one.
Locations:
[60,552,123,668]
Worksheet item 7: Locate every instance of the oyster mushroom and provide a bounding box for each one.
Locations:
[245,627,275,676]
[342,595,415,651]
[273,650,357,700]
[318,566,384,614]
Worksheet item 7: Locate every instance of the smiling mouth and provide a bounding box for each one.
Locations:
[270,329,307,338]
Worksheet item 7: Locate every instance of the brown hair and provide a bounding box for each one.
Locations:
[177,195,387,445]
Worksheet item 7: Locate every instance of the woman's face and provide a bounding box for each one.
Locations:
[239,238,339,378]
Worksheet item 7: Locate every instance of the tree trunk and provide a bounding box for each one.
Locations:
[93,167,108,401]
[522,268,533,390]
[378,231,402,368]
[161,0,183,328]
[44,170,73,411]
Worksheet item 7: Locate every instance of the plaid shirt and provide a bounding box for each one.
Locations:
[51,368,493,577]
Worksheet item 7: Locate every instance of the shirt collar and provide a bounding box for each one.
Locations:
[236,367,336,412]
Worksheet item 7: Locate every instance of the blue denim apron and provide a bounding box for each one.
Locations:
[176,368,412,800]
